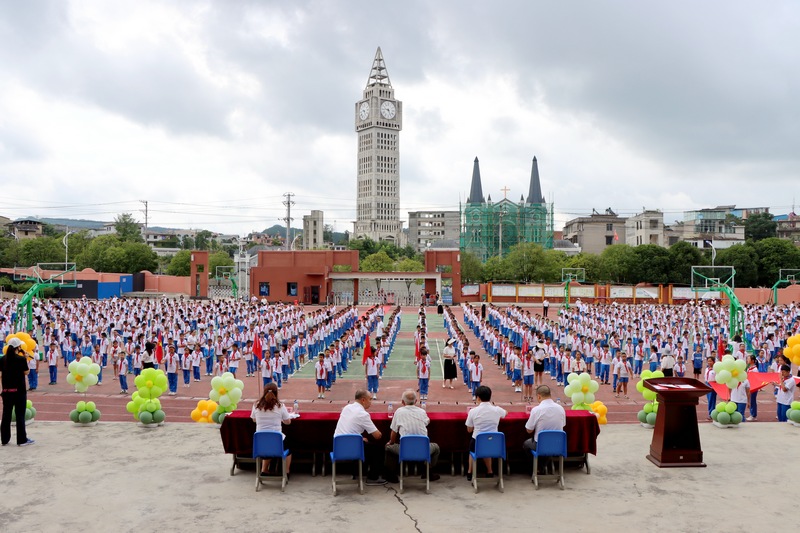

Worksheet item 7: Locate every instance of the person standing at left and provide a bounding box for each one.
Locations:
[1,338,35,446]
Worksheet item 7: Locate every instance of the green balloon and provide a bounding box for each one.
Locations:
[211,411,221,423]
[126,401,137,413]
[645,412,657,426]
[26,399,33,409]
[91,409,101,422]
[218,412,227,424]
[139,411,154,425]
[643,403,653,414]
[788,410,800,423]
[25,408,33,421]
[637,410,648,423]
[643,390,657,402]
[76,401,86,412]
[78,411,93,424]
[152,410,166,424]
[717,412,731,425]
[730,411,743,425]
[725,403,737,414]
[710,409,719,421]
[791,401,800,411]
[69,409,80,423]
[85,401,96,413]
[29,407,36,418]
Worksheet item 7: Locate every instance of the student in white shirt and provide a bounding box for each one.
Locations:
[465,385,507,481]
[775,364,796,422]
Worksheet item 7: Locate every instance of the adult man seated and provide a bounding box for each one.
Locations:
[522,385,566,462]
[334,389,386,485]
[384,390,441,483]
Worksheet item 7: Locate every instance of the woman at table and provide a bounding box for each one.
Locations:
[442,338,458,389]
[251,382,293,477]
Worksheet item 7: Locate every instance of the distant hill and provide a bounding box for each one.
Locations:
[37,217,107,230]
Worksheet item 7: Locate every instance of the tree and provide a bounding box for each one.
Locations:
[460,251,484,283]
[753,238,800,286]
[715,244,759,287]
[0,237,20,267]
[194,230,212,250]
[76,235,122,271]
[482,255,512,282]
[65,230,91,263]
[167,250,192,276]
[18,237,64,266]
[395,257,425,272]
[629,245,671,284]
[181,235,195,250]
[503,243,545,282]
[123,242,158,273]
[598,244,636,283]
[101,246,129,273]
[667,241,704,285]
[360,251,395,272]
[209,251,234,277]
[745,212,777,241]
[114,213,143,243]
[323,224,334,243]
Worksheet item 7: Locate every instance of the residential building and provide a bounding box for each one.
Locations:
[775,212,800,244]
[408,210,460,253]
[10,218,43,240]
[667,206,746,249]
[302,210,325,250]
[562,209,627,255]
[625,209,665,247]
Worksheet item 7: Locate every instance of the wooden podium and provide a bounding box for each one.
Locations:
[644,377,713,468]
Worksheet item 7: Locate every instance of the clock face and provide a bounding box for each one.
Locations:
[359,101,370,120]
[380,100,396,119]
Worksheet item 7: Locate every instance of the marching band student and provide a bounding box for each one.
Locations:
[417,347,431,400]
[468,353,483,401]
[315,353,327,399]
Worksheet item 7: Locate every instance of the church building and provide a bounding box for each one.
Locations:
[460,157,554,261]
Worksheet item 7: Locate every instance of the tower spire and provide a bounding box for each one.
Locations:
[366,47,392,87]
[527,156,545,204]
[467,157,485,204]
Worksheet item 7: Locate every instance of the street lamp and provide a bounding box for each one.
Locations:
[63,227,76,268]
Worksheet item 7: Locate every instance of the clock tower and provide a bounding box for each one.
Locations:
[354,47,404,244]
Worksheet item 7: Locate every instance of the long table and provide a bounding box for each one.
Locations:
[220,408,600,476]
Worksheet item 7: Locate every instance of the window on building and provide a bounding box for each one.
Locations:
[605,236,613,245]
[259,282,270,297]
[606,224,613,231]
[287,282,298,297]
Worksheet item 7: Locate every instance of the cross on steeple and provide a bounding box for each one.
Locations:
[501,186,510,199]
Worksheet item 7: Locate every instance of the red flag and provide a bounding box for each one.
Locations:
[253,334,263,362]
[613,230,619,242]
[156,331,164,364]
[362,334,371,365]
[522,336,529,355]
[414,337,420,361]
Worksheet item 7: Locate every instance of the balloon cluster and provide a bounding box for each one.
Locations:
[710,401,743,427]
[66,357,101,393]
[784,335,800,366]
[590,401,608,424]
[11,399,36,423]
[636,369,664,427]
[126,368,167,425]
[787,401,800,426]
[69,400,101,424]
[564,373,599,410]
[713,355,747,389]
[209,373,244,424]
[190,399,219,423]
[3,332,37,356]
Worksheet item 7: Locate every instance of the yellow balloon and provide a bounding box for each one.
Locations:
[598,416,607,425]
[788,336,798,348]
[190,409,202,422]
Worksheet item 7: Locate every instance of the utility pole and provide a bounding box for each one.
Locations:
[140,200,149,240]
[282,192,295,251]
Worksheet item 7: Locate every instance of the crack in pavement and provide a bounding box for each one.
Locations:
[384,485,423,533]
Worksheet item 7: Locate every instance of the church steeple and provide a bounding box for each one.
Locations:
[527,156,545,204]
[366,47,392,87]
[467,157,485,204]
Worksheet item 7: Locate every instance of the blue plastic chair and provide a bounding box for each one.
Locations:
[253,431,290,492]
[330,434,365,495]
[530,430,567,490]
[469,432,506,493]
[399,435,431,494]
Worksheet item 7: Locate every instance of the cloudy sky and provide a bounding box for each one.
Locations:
[1,1,798,236]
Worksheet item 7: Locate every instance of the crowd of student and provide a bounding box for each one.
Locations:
[0,297,402,397]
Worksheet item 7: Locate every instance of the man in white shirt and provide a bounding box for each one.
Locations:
[334,389,385,485]
[383,390,441,483]
[465,385,507,481]
[523,385,566,452]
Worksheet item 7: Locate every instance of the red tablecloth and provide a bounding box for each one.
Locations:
[220,409,599,461]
